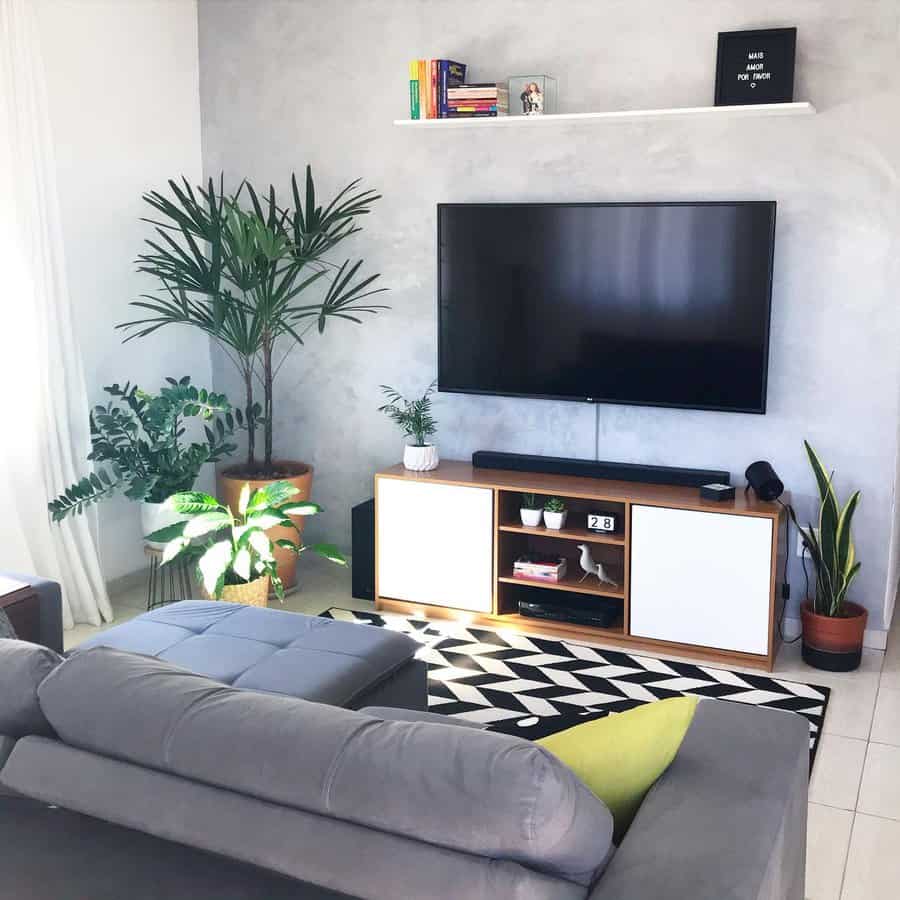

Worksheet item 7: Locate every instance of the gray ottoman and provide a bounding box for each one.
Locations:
[75,601,426,711]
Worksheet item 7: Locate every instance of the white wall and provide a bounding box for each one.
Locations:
[36,0,213,581]
[199,0,900,636]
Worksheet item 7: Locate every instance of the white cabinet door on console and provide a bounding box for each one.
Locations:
[377,479,494,613]
[630,505,773,656]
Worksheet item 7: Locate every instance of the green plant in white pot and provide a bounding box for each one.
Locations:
[520,493,543,527]
[379,381,439,471]
[147,480,346,606]
[786,441,865,672]
[543,497,568,530]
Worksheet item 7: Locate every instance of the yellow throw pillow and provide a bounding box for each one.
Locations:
[538,696,699,843]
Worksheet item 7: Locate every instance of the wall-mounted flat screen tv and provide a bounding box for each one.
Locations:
[437,201,776,413]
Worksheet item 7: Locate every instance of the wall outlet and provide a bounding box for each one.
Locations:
[796,528,819,557]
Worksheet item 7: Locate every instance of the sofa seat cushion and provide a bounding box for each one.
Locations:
[74,601,418,707]
[538,696,698,842]
[0,639,62,738]
[37,648,613,885]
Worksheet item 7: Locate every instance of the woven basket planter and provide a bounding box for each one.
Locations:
[202,575,270,608]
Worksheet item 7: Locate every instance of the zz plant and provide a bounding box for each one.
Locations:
[378,380,438,446]
[49,378,235,521]
[788,441,861,617]
[147,480,346,600]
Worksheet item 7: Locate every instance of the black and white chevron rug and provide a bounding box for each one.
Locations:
[323,608,830,766]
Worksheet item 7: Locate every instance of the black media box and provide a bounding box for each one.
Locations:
[700,483,736,501]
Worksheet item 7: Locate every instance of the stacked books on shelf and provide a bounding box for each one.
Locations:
[513,555,568,584]
[446,83,509,118]
[407,59,467,119]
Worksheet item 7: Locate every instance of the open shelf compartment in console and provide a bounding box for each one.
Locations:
[496,579,625,636]
[497,490,626,544]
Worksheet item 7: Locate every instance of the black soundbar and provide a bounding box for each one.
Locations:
[471,450,729,488]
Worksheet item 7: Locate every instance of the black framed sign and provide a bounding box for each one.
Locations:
[715,27,796,106]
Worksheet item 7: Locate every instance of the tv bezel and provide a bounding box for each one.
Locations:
[436,200,776,414]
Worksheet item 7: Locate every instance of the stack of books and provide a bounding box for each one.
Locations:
[407,60,467,119]
[513,555,568,584]
[446,83,509,118]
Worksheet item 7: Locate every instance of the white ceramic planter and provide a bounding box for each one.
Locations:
[543,510,568,530]
[520,508,543,527]
[141,501,187,549]
[404,444,439,472]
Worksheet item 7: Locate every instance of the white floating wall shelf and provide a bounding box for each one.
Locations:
[393,101,816,128]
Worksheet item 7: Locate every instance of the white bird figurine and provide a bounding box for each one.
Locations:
[576,543,618,587]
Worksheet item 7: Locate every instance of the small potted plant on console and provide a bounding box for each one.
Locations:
[520,493,543,527]
[543,496,568,530]
[788,441,865,672]
[379,381,439,471]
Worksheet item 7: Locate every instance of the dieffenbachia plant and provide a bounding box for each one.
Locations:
[147,480,346,600]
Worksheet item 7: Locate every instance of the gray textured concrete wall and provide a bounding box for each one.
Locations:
[198,0,900,632]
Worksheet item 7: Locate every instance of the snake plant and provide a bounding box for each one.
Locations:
[788,441,861,617]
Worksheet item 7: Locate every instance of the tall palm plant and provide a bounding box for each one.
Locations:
[118,168,387,476]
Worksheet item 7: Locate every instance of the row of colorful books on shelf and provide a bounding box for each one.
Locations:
[407,60,509,118]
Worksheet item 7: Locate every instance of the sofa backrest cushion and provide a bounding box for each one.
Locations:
[38,647,613,885]
[0,640,61,738]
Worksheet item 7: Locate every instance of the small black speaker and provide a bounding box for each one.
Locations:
[351,498,375,601]
[745,460,784,501]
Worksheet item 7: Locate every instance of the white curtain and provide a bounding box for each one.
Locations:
[0,0,111,629]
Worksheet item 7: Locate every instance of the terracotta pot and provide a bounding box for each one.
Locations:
[204,575,270,608]
[801,600,867,672]
[218,461,313,590]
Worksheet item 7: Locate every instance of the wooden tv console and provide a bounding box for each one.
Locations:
[375,461,787,671]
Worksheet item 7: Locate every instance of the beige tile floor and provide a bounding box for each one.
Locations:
[66,559,900,900]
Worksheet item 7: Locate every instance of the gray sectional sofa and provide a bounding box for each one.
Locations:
[0,633,809,900]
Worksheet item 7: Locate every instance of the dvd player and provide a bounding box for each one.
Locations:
[518,595,621,628]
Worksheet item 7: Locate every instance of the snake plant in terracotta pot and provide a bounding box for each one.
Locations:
[147,480,346,606]
[119,169,387,587]
[788,441,865,672]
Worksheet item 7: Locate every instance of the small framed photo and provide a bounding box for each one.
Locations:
[508,74,557,117]
[715,27,796,106]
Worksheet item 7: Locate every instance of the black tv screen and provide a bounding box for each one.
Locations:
[437,202,776,413]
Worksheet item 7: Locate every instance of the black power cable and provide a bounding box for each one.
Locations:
[777,498,802,644]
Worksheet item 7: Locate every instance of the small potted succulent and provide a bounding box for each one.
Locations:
[788,441,865,672]
[146,480,346,605]
[543,497,568,530]
[379,381,439,471]
[520,493,543,527]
